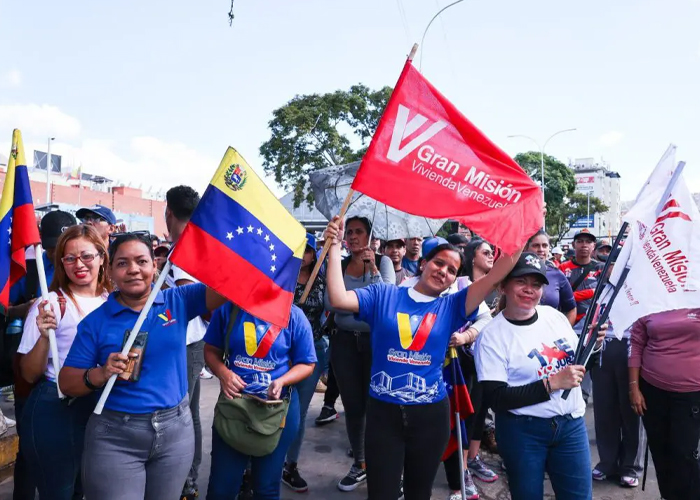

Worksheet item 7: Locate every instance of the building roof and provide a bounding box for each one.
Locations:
[278,191,328,230]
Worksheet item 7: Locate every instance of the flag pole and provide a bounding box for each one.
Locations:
[300,43,419,304]
[93,260,173,414]
[34,243,64,399]
[450,347,467,500]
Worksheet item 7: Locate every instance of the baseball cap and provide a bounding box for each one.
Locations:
[551,246,563,255]
[422,237,448,257]
[385,238,406,247]
[596,239,612,250]
[40,210,77,248]
[573,228,596,242]
[154,244,170,257]
[305,233,316,251]
[446,233,469,246]
[76,204,117,225]
[505,252,550,285]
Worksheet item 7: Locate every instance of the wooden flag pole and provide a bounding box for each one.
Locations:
[299,189,354,304]
[300,43,418,304]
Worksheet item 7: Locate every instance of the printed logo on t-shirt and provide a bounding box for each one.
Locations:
[397,312,436,350]
[243,322,282,358]
[157,309,177,327]
[527,338,574,378]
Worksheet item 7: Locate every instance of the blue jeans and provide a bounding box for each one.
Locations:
[496,412,592,500]
[21,380,95,500]
[207,390,300,500]
[286,336,327,463]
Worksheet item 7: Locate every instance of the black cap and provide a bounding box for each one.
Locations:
[573,228,596,242]
[40,211,77,248]
[446,233,470,246]
[506,252,549,285]
[596,239,612,250]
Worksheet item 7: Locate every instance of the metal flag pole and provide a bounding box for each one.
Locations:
[34,243,64,399]
[300,43,419,304]
[449,347,467,500]
[93,260,172,414]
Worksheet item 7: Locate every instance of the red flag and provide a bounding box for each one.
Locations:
[351,60,543,253]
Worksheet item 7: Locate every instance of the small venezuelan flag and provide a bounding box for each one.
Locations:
[171,147,306,328]
[0,130,41,308]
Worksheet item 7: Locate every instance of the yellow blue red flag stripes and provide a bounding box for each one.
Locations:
[0,130,41,307]
[170,147,306,328]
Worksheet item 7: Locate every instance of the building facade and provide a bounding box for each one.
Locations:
[565,158,622,241]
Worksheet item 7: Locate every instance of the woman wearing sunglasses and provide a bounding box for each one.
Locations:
[59,232,227,500]
[18,225,111,500]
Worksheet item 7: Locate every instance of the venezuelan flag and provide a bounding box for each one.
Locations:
[0,130,41,308]
[441,349,474,461]
[170,147,306,328]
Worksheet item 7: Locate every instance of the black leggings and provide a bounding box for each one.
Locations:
[366,397,450,500]
[323,360,340,407]
[640,377,700,500]
[443,350,489,490]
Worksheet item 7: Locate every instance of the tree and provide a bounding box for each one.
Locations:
[259,84,392,208]
[514,151,608,242]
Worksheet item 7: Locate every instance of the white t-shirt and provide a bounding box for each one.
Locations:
[165,265,208,345]
[18,290,106,381]
[475,305,586,419]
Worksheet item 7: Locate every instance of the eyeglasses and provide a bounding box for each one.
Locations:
[81,215,107,224]
[61,252,103,266]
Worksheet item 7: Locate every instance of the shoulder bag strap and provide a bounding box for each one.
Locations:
[222,303,240,364]
[569,263,595,292]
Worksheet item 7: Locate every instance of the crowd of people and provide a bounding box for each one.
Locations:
[0,189,698,500]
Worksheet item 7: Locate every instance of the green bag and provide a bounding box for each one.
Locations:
[212,304,291,457]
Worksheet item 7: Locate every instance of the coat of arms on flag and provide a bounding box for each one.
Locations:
[225,163,247,191]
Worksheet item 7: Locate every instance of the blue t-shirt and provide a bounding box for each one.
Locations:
[402,257,420,276]
[355,284,477,405]
[542,263,576,313]
[204,304,316,399]
[64,284,208,414]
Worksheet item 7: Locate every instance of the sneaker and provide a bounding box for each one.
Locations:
[592,468,607,481]
[463,469,480,499]
[620,475,639,488]
[282,462,309,493]
[315,405,339,426]
[337,464,367,491]
[468,455,498,483]
[398,478,404,500]
[199,367,213,379]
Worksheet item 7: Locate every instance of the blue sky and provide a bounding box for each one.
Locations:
[1,0,698,200]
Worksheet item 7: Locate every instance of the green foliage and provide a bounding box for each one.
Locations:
[259,85,392,208]
[514,151,608,242]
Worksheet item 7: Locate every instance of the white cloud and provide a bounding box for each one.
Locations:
[598,131,624,147]
[0,103,81,140]
[0,69,21,87]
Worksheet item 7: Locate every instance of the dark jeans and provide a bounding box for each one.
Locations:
[323,359,340,407]
[206,390,300,500]
[12,394,37,500]
[496,412,592,500]
[82,396,194,500]
[591,339,644,477]
[330,329,372,463]
[21,380,94,500]
[365,397,450,500]
[640,377,700,500]
[184,340,205,494]
[444,349,488,491]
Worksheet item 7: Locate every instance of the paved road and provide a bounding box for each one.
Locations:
[0,379,660,499]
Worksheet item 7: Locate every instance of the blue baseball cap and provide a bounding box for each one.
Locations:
[76,204,117,225]
[422,237,448,258]
[305,233,317,251]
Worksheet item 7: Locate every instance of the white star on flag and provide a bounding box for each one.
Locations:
[226,232,233,240]
[271,254,277,261]
[247,225,253,233]
[269,244,275,251]
[271,265,276,273]
[7,228,11,234]
[256,228,263,236]
[236,227,244,235]
[264,235,270,242]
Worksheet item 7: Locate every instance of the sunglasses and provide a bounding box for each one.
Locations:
[61,251,103,266]
[81,215,108,224]
[110,230,151,242]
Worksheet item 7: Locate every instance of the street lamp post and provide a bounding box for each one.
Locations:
[507,128,576,231]
[46,137,55,204]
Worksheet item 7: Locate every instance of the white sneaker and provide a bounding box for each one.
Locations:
[4,417,15,428]
[200,367,214,379]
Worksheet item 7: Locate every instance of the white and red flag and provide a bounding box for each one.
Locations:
[351,60,543,253]
[607,149,700,333]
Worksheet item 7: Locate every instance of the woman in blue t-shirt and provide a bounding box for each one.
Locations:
[203,303,316,500]
[526,230,576,325]
[324,216,522,500]
[59,233,228,500]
